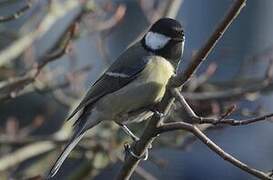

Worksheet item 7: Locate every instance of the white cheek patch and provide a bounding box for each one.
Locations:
[145,31,171,50]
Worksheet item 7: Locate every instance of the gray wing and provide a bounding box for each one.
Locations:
[66,43,149,121]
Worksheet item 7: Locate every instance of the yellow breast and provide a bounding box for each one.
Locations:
[139,56,175,85]
[134,56,174,103]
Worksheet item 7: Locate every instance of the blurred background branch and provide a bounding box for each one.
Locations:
[0,0,33,23]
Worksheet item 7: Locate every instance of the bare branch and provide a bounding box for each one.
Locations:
[186,63,217,91]
[163,0,184,19]
[199,112,273,126]
[170,0,246,87]
[0,141,55,171]
[0,0,33,23]
[0,21,76,101]
[0,0,85,67]
[173,88,273,126]
[182,77,273,101]
[91,4,126,32]
[157,123,273,180]
[183,55,273,101]
[171,88,198,119]
[117,1,247,179]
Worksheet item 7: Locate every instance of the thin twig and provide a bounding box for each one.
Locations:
[157,122,273,180]
[182,80,273,101]
[200,113,273,126]
[0,0,33,22]
[172,88,273,126]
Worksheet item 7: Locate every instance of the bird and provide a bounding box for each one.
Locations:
[47,17,185,178]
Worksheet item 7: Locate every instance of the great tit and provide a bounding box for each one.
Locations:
[48,17,184,178]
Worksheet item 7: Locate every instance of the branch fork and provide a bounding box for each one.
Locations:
[116,1,273,180]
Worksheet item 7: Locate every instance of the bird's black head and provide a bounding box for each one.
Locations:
[142,18,185,67]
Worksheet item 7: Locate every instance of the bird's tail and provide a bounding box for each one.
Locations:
[47,130,85,178]
[47,111,101,178]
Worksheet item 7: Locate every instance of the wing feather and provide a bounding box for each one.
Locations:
[66,43,149,121]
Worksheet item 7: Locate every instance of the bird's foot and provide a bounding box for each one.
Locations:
[124,142,148,160]
[149,108,165,118]
[154,111,165,118]
[148,105,165,118]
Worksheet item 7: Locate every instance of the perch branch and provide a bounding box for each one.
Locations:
[116,0,247,179]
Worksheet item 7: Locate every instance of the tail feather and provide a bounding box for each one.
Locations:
[47,131,85,178]
[47,106,102,178]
